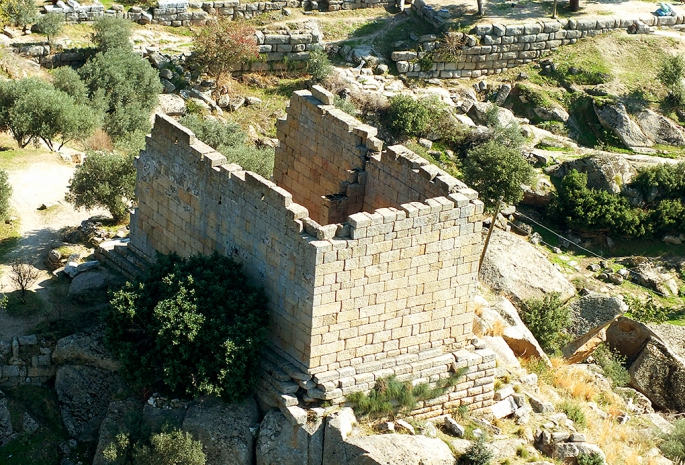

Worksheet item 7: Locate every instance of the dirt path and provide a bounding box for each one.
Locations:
[0,152,107,340]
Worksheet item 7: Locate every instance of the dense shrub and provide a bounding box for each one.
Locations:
[105,252,269,399]
[93,16,133,52]
[52,67,89,105]
[179,114,274,177]
[79,48,162,142]
[460,436,493,465]
[104,429,206,465]
[461,140,534,208]
[0,0,36,30]
[592,343,629,388]
[658,54,685,105]
[308,49,333,82]
[632,162,685,202]
[0,170,11,221]
[660,419,685,464]
[65,151,136,223]
[386,95,448,137]
[577,453,605,465]
[548,170,646,237]
[193,19,257,81]
[520,293,570,354]
[624,295,674,324]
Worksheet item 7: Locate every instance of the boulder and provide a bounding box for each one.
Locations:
[593,101,653,148]
[55,365,126,441]
[491,297,552,366]
[521,175,554,206]
[68,270,111,303]
[567,293,627,337]
[158,94,187,116]
[256,409,324,465]
[605,317,653,363]
[0,391,16,447]
[52,326,119,371]
[468,101,518,127]
[182,396,259,465]
[556,154,637,194]
[562,320,613,364]
[480,229,577,305]
[92,398,143,465]
[634,109,685,146]
[630,262,680,297]
[323,407,359,464]
[342,434,457,464]
[483,336,521,369]
[629,338,685,411]
[491,438,527,460]
[533,106,569,123]
[142,402,187,434]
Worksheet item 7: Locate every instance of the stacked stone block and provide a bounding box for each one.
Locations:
[201,0,302,20]
[129,88,494,419]
[321,0,397,11]
[152,0,209,25]
[248,28,323,73]
[396,1,685,78]
[44,0,105,22]
[0,336,55,386]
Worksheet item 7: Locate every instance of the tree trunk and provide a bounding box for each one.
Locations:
[477,0,485,15]
[552,0,558,18]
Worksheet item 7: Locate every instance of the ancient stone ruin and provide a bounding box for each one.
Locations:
[127,86,495,418]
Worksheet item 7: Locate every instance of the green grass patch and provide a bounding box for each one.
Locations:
[557,400,587,428]
[4,291,46,318]
[0,221,21,263]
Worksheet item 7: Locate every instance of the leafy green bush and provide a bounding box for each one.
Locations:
[624,295,674,324]
[658,55,685,105]
[557,400,587,428]
[548,170,646,238]
[35,12,64,43]
[461,140,534,209]
[79,48,162,142]
[178,114,274,178]
[660,419,685,464]
[520,293,570,354]
[0,0,36,30]
[65,151,136,223]
[0,170,11,221]
[308,49,333,82]
[105,252,269,399]
[592,343,629,388]
[387,94,430,137]
[104,429,206,465]
[93,16,133,52]
[633,162,685,202]
[52,66,89,105]
[577,452,605,465]
[460,436,493,465]
[334,95,356,116]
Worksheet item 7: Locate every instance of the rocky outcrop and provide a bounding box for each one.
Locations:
[492,297,551,366]
[182,396,260,465]
[52,326,119,371]
[92,398,144,465]
[556,154,637,194]
[480,229,576,305]
[593,101,653,148]
[533,106,569,123]
[256,409,324,465]
[67,270,112,303]
[55,365,126,441]
[629,338,685,411]
[0,390,16,447]
[468,101,518,127]
[343,434,457,465]
[634,109,685,146]
[562,321,613,364]
[157,94,187,116]
[630,262,680,297]
[568,293,627,337]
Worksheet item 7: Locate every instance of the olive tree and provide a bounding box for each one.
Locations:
[1,0,37,32]
[35,12,64,44]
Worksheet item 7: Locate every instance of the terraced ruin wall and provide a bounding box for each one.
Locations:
[129,88,494,418]
[395,6,682,78]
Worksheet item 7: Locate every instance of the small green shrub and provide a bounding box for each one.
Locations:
[460,436,493,465]
[92,16,133,52]
[347,368,467,418]
[557,400,587,428]
[577,452,604,465]
[660,419,685,464]
[334,95,356,116]
[592,343,629,388]
[387,94,431,137]
[658,55,685,106]
[104,429,206,465]
[624,295,673,324]
[520,293,570,355]
[308,49,333,82]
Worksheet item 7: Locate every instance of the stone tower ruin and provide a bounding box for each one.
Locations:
[128,86,495,418]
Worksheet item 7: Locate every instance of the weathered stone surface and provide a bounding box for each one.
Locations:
[491,297,551,366]
[158,94,187,116]
[55,365,126,441]
[182,396,259,465]
[142,402,187,433]
[53,326,119,371]
[594,101,653,148]
[533,106,569,122]
[344,434,457,464]
[0,391,16,447]
[635,109,685,146]
[323,407,358,464]
[257,409,324,465]
[92,398,143,465]
[556,154,637,194]
[483,336,521,369]
[562,320,612,364]
[68,270,110,303]
[491,396,518,419]
[480,229,576,306]
[629,338,685,411]
[631,262,679,297]
[468,101,517,127]
[568,293,627,336]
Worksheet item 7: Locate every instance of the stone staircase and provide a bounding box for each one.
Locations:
[95,239,148,280]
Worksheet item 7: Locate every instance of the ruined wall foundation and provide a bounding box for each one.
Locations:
[129,86,494,419]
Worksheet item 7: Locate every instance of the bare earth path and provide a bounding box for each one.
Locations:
[0,152,107,340]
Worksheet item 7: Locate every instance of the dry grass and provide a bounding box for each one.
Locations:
[490,319,505,337]
[553,365,598,401]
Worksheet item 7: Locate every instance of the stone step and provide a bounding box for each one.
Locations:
[95,239,148,279]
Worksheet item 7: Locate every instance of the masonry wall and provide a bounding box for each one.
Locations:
[0,335,55,387]
[129,114,319,370]
[129,90,494,417]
